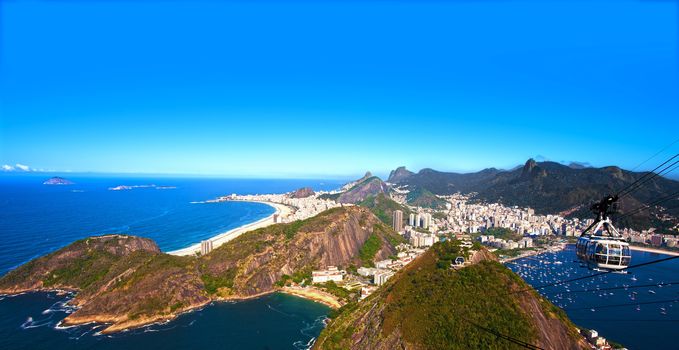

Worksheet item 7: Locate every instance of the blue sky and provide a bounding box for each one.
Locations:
[1,0,678,178]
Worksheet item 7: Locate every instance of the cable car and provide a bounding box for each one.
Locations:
[576,196,631,271]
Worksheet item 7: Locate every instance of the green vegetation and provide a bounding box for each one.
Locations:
[406,187,447,209]
[201,269,235,294]
[314,281,355,302]
[315,240,580,350]
[431,240,463,269]
[318,192,340,201]
[495,247,537,258]
[373,222,407,247]
[42,249,114,288]
[484,227,522,241]
[358,233,382,267]
[358,193,410,226]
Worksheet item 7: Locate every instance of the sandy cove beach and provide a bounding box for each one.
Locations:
[167,200,293,256]
[280,286,342,309]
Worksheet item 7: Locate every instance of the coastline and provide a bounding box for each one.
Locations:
[167,200,293,256]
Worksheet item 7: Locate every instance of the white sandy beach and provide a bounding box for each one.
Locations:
[167,200,293,256]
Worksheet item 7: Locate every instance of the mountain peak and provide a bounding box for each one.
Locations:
[521,158,537,177]
[387,166,414,183]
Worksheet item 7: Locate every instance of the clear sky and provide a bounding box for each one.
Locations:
[1,0,678,178]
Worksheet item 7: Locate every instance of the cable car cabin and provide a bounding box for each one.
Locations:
[576,236,631,270]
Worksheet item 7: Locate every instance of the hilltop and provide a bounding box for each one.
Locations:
[337,173,390,204]
[314,241,588,350]
[0,206,403,333]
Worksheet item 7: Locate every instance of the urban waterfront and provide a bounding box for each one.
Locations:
[507,245,679,350]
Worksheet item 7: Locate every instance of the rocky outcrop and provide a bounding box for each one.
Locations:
[43,176,75,185]
[289,187,315,198]
[387,166,413,183]
[0,235,160,294]
[0,207,403,333]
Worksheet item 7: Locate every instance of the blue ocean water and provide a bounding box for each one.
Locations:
[0,174,342,349]
[0,292,329,350]
[508,245,679,350]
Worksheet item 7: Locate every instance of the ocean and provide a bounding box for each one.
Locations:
[0,174,342,349]
[507,245,679,350]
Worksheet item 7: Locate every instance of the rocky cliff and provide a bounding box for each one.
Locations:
[0,207,403,333]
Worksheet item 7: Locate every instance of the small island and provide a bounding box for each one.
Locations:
[43,176,75,185]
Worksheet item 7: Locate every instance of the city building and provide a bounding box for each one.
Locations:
[200,240,213,255]
[408,213,415,226]
[374,270,395,286]
[312,266,344,284]
[393,210,403,232]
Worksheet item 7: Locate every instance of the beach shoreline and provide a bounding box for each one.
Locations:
[279,286,342,309]
[167,200,293,256]
[629,245,679,256]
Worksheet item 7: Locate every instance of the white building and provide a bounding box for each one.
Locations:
[375,259,392,269]
[357,267,378,277]
[374,270,395,286]
[312,266,344,284]
[200,240,213,255]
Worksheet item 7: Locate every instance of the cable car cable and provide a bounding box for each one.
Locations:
[615,153,678,196]
[616,189,679,220]
[564,298,679,311]
[459,316,545,350]
[540,281,679,295]
[629,137,679,172]
[619,160,679,198]
[618,157,679,198]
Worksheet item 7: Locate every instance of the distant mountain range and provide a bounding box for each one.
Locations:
[333,159,679,232]
[388,159,679,231]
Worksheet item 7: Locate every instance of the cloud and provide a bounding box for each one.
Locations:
[0,163,44,172]
[15,163,31,171]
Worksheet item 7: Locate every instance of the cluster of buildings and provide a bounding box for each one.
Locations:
[218,192,343,223]
[432,194,590,237]
[406,230,439,248]
[311,247,427,300]
[582,329,623,350]
[409,212,432,229]
[477,235,534,250]
[621,228,679,249]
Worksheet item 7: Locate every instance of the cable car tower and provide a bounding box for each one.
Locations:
[576,195,631,271]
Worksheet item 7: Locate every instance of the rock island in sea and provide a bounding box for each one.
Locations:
[43,177,75,185]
